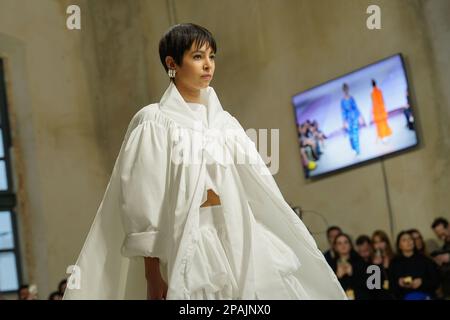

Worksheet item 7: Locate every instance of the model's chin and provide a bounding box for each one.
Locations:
[198,79,212,88]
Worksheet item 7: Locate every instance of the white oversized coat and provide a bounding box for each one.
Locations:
[63,81,346,300]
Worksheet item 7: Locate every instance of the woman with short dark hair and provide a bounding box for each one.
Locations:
[64,23,346,300]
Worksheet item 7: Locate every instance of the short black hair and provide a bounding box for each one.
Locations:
[48,291,62,300]
[159,23,217,73]
[18,284,29,299]
[326,226,342,237]
[371,79,377,87]
[355,235,371,246]
[406,228,419,234]
[432,217,448,229]
[58,279,67,294]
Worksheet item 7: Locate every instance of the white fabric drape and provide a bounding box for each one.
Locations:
[63,82,347,300]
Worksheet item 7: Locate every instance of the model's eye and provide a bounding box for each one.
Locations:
[193,55,202,60]
[210,55,216,60]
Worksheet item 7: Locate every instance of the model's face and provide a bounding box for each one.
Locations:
[171,41,215,91]
[399,234,414,253]
[335,236,351,255]
[434,224,450,242]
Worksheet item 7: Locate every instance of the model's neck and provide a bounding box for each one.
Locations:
[175,81,201,104]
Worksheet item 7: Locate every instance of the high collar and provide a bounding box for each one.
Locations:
[159,81,228,131]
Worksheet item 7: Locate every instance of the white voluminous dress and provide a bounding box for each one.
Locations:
[63,82,347,300]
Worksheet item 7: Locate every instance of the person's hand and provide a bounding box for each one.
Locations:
[344,263,353,276]
[336,264,346,279]
[337,262,352,278]
[434,253,450,266]
[144,257,167,300]
[343,122,348,130]
[412,278,422,289]
[433,256,442,266]
[383,257,390,269]
[399,277,411,288]
[147,273,168,300]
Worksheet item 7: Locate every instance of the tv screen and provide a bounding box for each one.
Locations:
[292,54,418,178]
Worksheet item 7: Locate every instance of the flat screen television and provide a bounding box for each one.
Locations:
[292,53,418,178]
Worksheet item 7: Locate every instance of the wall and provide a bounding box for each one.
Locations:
[0,0,448,298]
[0,0,109,297]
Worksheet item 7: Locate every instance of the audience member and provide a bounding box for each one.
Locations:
[323,226,342,266]
[389,231,439,300]
[330,233,371,300]
[431,217,450,299]
[355,235,373,264]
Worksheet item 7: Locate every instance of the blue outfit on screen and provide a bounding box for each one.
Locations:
[341,96,361,154]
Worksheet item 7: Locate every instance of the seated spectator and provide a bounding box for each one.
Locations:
[431,217,450,299]
[323,226,342,266]
[48,291,63,300]
[403,90,415,130]
[299,122,319,160]
[310,120,326,155]
[407,228,428,256]
[355,235,373,264]
[330,233,371,300]
[371,230,395,299]
[17,284,37,300]
[297,123,317,177]
[389,231,440,300]
[372,230,394,271]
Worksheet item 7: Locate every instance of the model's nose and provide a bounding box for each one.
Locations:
[204,57,213,69]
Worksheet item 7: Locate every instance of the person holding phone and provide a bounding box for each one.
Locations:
[389,231,439,300]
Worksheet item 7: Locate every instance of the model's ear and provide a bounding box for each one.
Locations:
[165,56,176,70]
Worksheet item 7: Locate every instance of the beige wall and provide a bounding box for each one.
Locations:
[164,0,450,247]
[0,0,110,297]
[0,0,448,298]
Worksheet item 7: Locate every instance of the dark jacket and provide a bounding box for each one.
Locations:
[389,252,440,299]
[330,250,371,300]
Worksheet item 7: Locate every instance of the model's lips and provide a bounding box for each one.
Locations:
[201,74,212,79]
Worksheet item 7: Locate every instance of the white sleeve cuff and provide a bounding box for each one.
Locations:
[121,230,163,259]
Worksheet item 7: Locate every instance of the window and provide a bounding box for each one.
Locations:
[0,58,21,294]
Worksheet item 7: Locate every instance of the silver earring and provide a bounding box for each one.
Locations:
[168,69,176,78]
